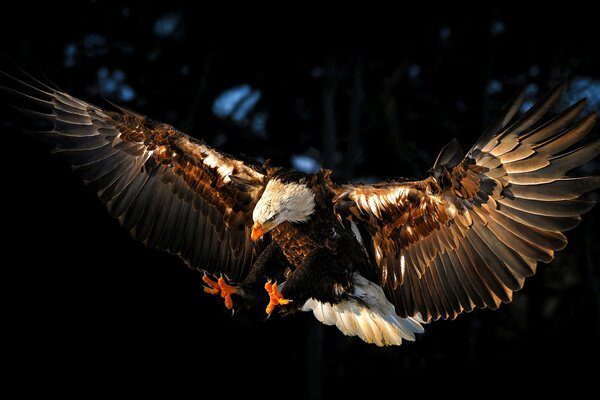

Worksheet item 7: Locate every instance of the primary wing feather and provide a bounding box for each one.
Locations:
[5,74,265,281]
[334,84,599,321]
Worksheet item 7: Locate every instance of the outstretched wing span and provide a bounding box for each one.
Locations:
[334,84,599,321]
[4,74,266,281]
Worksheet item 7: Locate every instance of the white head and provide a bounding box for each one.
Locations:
[251,178,316,241]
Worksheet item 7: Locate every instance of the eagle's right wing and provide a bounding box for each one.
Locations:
[4,74,266,281]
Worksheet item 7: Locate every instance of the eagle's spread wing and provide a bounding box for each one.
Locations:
[6,75,266,281]
[333,84,600,321]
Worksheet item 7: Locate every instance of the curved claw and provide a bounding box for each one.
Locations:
[264,281,291,315]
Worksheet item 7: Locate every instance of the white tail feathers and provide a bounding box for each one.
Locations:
[301,274,425,346]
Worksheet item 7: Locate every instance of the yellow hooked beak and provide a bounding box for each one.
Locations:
[251,222,274,241]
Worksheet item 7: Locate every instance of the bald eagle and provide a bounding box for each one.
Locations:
[4,73,599,346]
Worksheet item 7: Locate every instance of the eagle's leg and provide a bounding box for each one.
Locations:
[202,275,237,310]
[216,242,291,311]
[241,242,289,286]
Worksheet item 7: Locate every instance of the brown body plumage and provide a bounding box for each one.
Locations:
[270,172,336,265]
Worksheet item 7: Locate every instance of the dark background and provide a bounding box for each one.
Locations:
[2,3,600,396]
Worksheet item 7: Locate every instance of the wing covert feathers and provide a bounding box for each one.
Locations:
[333,84,599,321]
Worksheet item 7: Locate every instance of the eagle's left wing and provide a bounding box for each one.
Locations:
[333,84,600,321]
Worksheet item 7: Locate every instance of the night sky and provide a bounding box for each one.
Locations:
[2,4,599,397]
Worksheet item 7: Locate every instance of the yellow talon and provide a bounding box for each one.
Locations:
[265,281,290,315]
[202,274,238,310]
